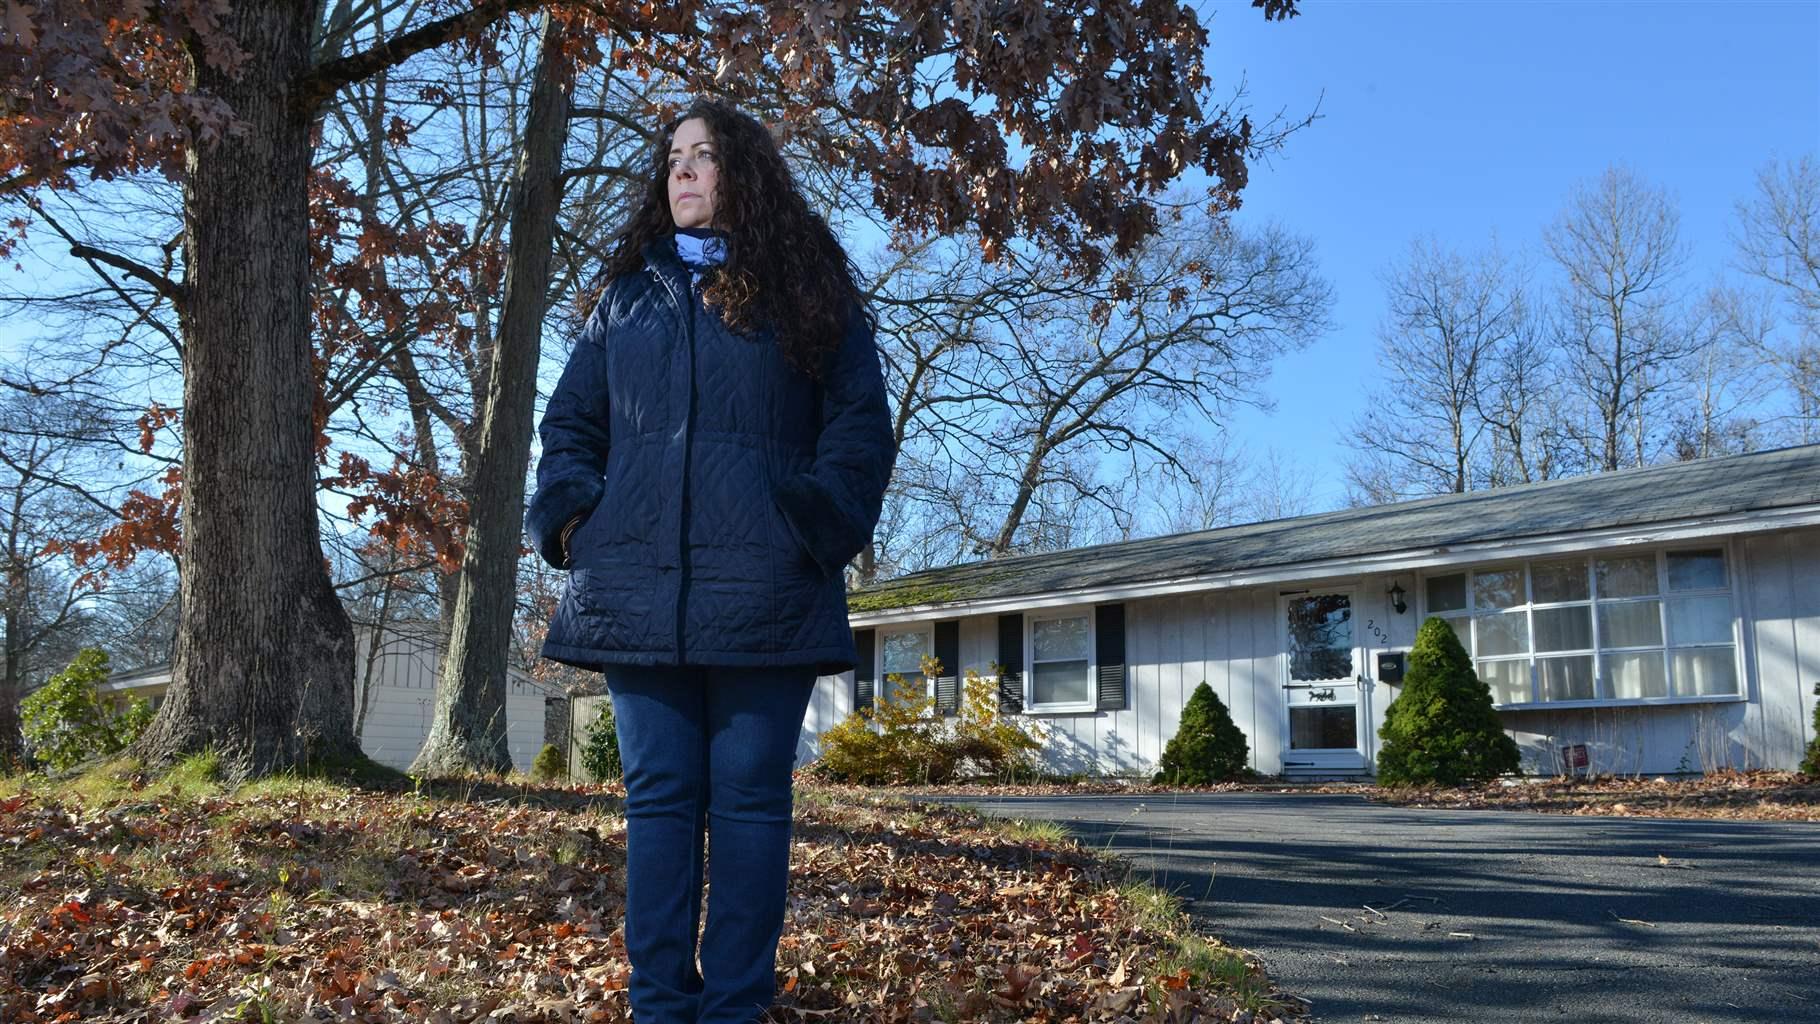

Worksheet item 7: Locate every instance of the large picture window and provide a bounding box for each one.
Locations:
[1424,546,1739,707]
[1025,606,1095,711]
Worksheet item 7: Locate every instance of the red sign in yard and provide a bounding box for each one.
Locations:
[1561,744,1590,772]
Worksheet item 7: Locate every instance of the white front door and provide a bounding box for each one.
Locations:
[1280,590,1368,773]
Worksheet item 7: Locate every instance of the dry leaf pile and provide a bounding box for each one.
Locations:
[0,773,1311,1024]
[1366,769,1820,821]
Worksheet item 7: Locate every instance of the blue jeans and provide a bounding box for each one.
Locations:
[602,663,818,1024]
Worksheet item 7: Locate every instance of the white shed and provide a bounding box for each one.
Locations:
[95,621,559,774]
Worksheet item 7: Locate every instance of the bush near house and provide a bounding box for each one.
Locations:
[530,742,566,782]
[19,648,152,773]
[809,655,1048,785]
[1377,617,1521,787]
[811,671,946,785]
[1152,681,1251,784]
[579,700,623,783]
[950,662,1048,781]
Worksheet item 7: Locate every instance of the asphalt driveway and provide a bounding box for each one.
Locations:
[901,791,1820,1023]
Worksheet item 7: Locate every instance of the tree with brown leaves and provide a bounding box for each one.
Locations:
[0,0,1302,780]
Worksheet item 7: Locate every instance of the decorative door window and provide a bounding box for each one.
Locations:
[1285,592,1359,753]
[1287,594,1354,681]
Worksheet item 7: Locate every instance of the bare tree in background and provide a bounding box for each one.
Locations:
[1244,446,1319,522]
[1732,154,1820,442]
[1128,432,1252,535]
[1669,285,1774,460]
[0,394,184,764]
[863,233,1046,573]
[1478,294,1577,486]
[0,401,95,766]
[1343,237,1520,500]
[1544,165,1694,471]
[873,208,1332,560]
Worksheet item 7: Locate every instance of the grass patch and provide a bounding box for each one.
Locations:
[994,816,1071,846]
[1110,875,1301,1017]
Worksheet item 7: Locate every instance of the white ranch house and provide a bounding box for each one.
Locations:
[800,444,1820,779]
[97,622,560,774]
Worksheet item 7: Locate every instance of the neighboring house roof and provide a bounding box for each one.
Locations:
[93,665,174,692]
[848,443,1820,619]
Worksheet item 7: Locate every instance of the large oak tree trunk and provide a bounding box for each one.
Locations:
[128,1,360,780]
[411,13,571,777]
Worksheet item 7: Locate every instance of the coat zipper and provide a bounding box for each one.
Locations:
[648,264,694,663]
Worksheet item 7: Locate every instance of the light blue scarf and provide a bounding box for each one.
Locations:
[674,227,729,285]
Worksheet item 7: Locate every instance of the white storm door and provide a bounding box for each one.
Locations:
[1280,590,1367,772]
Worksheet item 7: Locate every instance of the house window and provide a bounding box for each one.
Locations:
[878,625,932,710]
[1026,605,1095,711]
[1422,545,1740,708]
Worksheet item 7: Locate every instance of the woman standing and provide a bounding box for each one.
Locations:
[526,98,897,1023]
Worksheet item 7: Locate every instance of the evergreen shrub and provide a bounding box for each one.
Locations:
[530,742,567,782]
[1376,617,1521,786]
[1152,681,1250,784]
[20,649,152,773]
[580,699,623,783]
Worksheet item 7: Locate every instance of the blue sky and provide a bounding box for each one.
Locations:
[8,3,1815,534]
[1190,0,1820,509]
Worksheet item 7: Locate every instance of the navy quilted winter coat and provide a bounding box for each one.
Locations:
[526,234,897,674]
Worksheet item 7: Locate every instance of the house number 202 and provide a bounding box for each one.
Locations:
[1364,618,1390,644]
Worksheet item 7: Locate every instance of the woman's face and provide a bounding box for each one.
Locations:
[667,117,719,229]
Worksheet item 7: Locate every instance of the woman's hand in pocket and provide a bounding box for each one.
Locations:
[560,513,586,568]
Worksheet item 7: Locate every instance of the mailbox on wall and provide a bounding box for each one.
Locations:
[1376,651,1406,684]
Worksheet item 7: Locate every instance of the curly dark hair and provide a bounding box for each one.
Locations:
[595,97,874,382]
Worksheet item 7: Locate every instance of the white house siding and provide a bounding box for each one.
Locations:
[90,626,552,775]
[800,670,856,770]
[805,574,1419,780]
[351,627,552,774]
[1498,704,1749,776]
[1746,526,1820,768]
[1085,550,1820,778]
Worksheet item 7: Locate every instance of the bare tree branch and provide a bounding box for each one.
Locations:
[298,0,548,113]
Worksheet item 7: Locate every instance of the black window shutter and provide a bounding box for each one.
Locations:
[933,619,961,716]
[1095,602,1127,711]
[996,612,1024,714]
[853,627,875,714]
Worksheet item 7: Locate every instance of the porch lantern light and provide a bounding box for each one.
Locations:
[1387,581,1408,614]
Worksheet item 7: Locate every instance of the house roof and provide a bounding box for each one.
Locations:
[847,443,1820,617]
